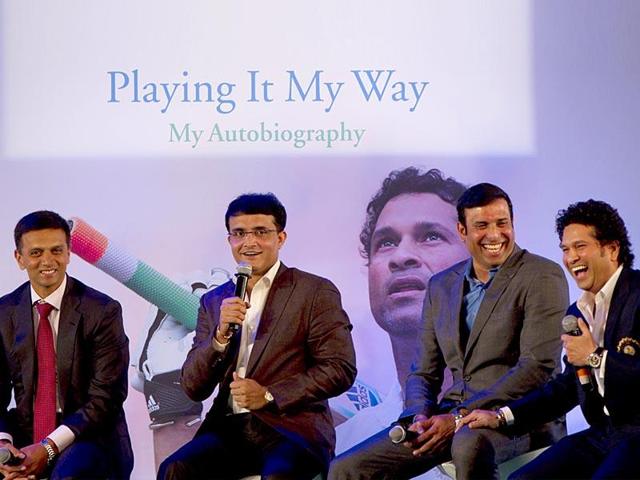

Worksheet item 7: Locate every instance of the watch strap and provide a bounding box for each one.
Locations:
[40,438,57,466]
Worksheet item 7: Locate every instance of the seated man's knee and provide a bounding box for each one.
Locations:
[328,453,355,480]
[451,428,497,477]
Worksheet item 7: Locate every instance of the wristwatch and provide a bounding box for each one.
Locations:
[264,389,274,403]
[40,438,57,466]
[587,347,605,368]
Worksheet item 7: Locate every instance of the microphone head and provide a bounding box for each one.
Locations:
[236,263,252,277]
[0,447,13,465]
[561,315,579,333]
[388,425,408,444]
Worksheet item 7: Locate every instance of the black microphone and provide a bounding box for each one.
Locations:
[228,263,252,334]
[388,418,419,444]
[562,315,594,392]
[0,447,20,466]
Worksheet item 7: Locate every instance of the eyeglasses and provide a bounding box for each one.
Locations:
[228,229,279,241]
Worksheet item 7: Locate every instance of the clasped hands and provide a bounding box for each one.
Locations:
[0,439,51,480]
[404,413,456,457]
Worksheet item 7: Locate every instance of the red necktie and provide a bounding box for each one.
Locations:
[33,301,56,443]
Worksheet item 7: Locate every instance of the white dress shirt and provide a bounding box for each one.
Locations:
[576,265,623,403]
[215,261,281,414]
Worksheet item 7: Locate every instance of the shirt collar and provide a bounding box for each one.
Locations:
[464,261,499,286]
[30,274,67,310]
[254,260,281,290]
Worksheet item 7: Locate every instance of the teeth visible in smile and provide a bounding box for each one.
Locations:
[41,269,55,274]
[572,265,587,274]
[483,244,502,253]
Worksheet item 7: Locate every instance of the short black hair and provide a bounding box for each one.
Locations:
[360,167,466,260]
[556,199,634,268]
[225,193,287,232]
[14,210,71,250]
[457,183,513,226]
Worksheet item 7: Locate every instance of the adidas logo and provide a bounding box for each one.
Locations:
[147,395,160,413]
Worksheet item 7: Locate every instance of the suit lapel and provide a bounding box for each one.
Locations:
[56,278,81,411]
[246,265,294,377]
[465,247,524,357]
[14,285,36,402]
[448,263,466,361]
[604,268,631,348]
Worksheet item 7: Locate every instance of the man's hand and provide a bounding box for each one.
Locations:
[0,440,28,480]
[561,318,597,367]
[216,297,249,342]
[0,442,48,480]
[406,414,455,457]
[458,409,500,429]
[230,372,270,410]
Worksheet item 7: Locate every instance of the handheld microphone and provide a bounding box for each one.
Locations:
[388,419,419,444]
[0,447,20,466]
[562,315,594,392]
[228,263,252,334]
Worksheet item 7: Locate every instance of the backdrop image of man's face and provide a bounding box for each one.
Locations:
[367,193,469,337]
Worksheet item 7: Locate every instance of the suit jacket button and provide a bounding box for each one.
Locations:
[463,375,471,382]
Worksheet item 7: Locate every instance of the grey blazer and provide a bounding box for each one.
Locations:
[404,245,569,444]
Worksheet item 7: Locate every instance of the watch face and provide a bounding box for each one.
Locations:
[588,353,601,368]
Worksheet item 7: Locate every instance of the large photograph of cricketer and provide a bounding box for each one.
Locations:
[67,165,470,472]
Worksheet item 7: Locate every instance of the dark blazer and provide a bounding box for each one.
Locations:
[509,267,640,430]
[404,246,569,445]
[0,276,133,477]
[181,263,357,469]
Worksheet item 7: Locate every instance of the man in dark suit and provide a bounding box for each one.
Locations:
[0,210,133,479]
[158,193,357,479]
[462,199,640,478]
[329,183,568,479]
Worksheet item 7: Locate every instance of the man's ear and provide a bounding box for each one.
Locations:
[14,249,26,270]
[457,222,467,240]
[605,240,621,264]
[277,230,287,248]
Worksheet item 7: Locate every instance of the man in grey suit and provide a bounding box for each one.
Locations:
[329,183,568,479]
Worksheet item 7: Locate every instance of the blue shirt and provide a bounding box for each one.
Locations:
[463,263,499,331]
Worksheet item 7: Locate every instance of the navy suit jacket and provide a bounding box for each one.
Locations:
[0,276,133,477]
[181,264,357,469]
[509,267,640,429]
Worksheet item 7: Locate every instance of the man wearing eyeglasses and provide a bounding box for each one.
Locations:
[158,192,357,480]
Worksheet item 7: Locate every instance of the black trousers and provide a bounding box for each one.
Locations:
[509,423,640,480]
[157,413,323,480]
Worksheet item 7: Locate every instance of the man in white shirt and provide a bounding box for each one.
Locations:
[0,210,133,479]
[462,199,640,479]
[157,193,356,479]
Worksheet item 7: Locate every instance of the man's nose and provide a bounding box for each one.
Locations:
[242,233,259,246]
[41,250,54,264]
[485,223,502,239]
[564,248,579,264]
[389,240,421,271]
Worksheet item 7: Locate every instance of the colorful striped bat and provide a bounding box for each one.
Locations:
[68,217,200,330]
